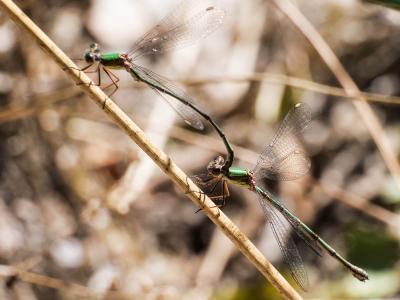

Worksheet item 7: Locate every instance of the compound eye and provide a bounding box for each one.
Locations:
[216,156,225,165]
[84,52,93,63]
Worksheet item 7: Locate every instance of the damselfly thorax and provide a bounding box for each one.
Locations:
[206,156,255,189]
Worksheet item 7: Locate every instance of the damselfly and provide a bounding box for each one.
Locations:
[81,0,234,169]
[197,103,369,290]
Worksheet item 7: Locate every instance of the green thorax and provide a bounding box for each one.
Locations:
[100,52,125,69]
[226,167,251,187]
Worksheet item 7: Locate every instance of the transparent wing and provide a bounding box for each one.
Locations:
[129,0,225,59]
[262,188,323,257]
[130,63,204,130]
[256,190,309,291]
[253,103,312,181]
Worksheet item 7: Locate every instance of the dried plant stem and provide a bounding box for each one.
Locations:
[273,0,400,189]
[0,0,302,298]
[0,265,107,299]
[0,86,79,124]
[1,72,400,125]
[319,181,400,231]
[183,73,400,105]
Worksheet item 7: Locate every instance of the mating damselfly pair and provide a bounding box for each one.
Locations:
[79,0,368,291]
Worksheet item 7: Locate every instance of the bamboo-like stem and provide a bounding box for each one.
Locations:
[273,0,400,190]
[0,0,302,299]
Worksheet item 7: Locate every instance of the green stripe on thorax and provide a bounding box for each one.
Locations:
[226,167,251,187]
[100,52,125,69]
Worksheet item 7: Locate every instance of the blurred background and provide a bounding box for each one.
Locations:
[0,0,400,299]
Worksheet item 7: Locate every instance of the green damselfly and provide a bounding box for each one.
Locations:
[197,103,369,290]
[81,0,234,169]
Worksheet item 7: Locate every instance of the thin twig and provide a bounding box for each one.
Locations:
[0,265,134,300]
[0,0,302,298]
[0,264,120,299]
[0,85,80,124]
[319,181,400,231]
[1,72,400,125]
[183,73,400,105]
[273,0,400,190]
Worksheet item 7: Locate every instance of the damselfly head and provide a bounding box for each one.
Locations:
[207,156,225,177]
[84,43,101,63]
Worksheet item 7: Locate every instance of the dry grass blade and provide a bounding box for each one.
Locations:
[1,72,400,126]
[184,73,400,105]
[0,0,302,298]
[0,265,107,299]
[319,181,400,231]
[273,0,400,190]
